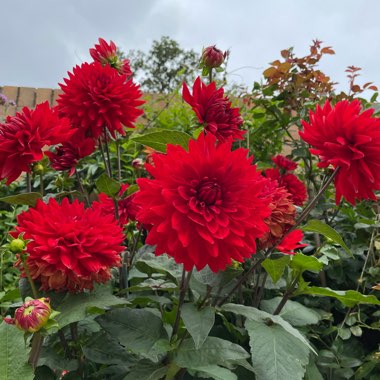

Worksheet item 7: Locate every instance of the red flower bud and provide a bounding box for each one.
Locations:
[201,46,226,69]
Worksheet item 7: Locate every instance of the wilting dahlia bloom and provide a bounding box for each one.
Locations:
[276,230,307,255]
[265,168,307,206]
[4,298,51,333]
[90,38,132,77]
[259,179,296,249]
[46,129,95,175]
[12,198,124,292]
[182,77,244,142]
[300,100,380,204]
[272,155,298,171]
[0,102,72,184]
[57,62,144,139]
[93,184,140,225]
[134,133,271,272]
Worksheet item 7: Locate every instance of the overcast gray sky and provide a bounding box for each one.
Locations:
[1,0,380,92]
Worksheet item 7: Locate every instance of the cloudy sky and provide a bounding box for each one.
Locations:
[1,0,380,92]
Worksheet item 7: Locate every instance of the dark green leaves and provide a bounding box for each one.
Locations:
[95,173,121,196]
[262,256,290,283]
[0,192,42,207]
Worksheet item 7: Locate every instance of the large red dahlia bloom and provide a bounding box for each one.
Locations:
[46,129,95,176]
[134,133,271,272]
[0,102,72,184]
[57,62,144,139]
[12,198,124,292]
[182,77,244,142]
[300,100,380,204]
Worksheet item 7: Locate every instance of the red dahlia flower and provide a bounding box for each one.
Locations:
[182,77,244,142]
[272,155,298,171]
[93,184,140,225]
[0,102,72,184]
[259,179,296,249]
[57,62,144,139]
[276,229,307,255]
[12,198,124,292]
[46,129,95,176]
[265,168,307,206]
[300,100,380,204]
[134,133,271,272]
[4,298,52,333]
[90,38,133,77]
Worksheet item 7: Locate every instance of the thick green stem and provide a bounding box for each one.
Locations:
[22,255,38,299]
[29,332,43,370]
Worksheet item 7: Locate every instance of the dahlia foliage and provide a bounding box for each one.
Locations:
[1,38,379,380]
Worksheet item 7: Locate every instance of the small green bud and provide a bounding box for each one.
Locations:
[9,238,26,253]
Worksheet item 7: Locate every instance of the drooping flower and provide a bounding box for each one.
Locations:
[276,229,307,255]
[90,38,133,77]
[0,102,73,184]
[12,198,124,292]
[134,133,271,272]
[201,45,227,69]
[46,129,95,176]
[182,77,244,142]
[57,62,144,139]
[4,298,51,333]
[300,100,380,204]
[265,168,307,206]
[259,179,296,249]
[272,155,298,171]
[93,184,140,225]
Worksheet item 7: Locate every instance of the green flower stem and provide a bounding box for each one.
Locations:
[103,127,113,178]
[21,255,38,299]
[116,140,122,181]
[39,174,44,196]
[26,172,32,192]
[98,138,111,177]
[171,268,193,342]
[75,169,90,207]
[29,332,43,370]
[208,68,213,84]
[273,274,299,315]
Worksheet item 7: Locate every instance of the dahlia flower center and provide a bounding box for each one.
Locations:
[196,177,222,206]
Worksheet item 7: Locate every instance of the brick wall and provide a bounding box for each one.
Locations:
[0,86,62,118]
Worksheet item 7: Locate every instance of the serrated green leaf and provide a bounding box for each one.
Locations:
[95,173,121,196]
[302,219,351,256]
[56,285,126,327]
[96,308,169,362]
[246,319,310,380]
[131,130,192,153]
[0,192,42,207]
[262,256,290,284]
[299,286,380,307]
[182,304,215,349]
[0,323,34,380]
[260,297,321,326]
[290,253,323,274]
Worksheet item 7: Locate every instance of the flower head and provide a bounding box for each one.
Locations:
[272,155,297,171]
[134,133,271,272]
[259,179,296,249]
[0,102,73,184]
[46,129,95,176]
[93,184,140,225]
[300,100,380,204]
[201,45,226,69]
[57,62,144,139]
[12,198,124,292]
[90,38,133,77]
[182,77,244,142]
[276,230,307,255]
[4,298,51,333]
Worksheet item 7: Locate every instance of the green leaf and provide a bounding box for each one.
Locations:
[0,192,42,207]
[290,253,323,274]
[131,129,192,153]
[0,322,34,380]
[182,304,215,349]
[302,219,351,255]
[173,337,250,371]
[56,285,126,328]
[95,173,121,197]
[221,303,314,353]
[246,319,310,380]
[189,365,237,380]
[96,308,169,362]
[299,286,380,307]
[123,360,168,380]
[262,256,290,284]
[260,297,321,326]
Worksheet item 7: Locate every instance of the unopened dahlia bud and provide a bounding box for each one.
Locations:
[9,238,26,253]
[13,298,51,333]
[132,158,144,170]
[33,162,45,174]
[201,46,226,69]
